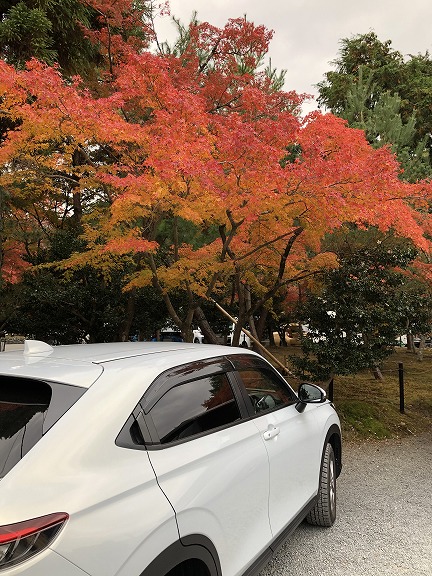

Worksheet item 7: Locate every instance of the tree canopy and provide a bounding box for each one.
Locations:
[0,8,432,344]
[317,32,432,179]
[295,227,432,380]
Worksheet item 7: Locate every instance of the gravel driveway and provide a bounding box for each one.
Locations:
[259,431,432,576]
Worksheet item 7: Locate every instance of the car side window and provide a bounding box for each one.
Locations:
[149,373,241,444]
[237,367,297,414]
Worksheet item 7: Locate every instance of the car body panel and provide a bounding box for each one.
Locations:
[0,409,179,576]
[0,350,103,388]
[0,342,341,576]
[1,548,91,575]
[147,420,272,576]
[251,402,323,538]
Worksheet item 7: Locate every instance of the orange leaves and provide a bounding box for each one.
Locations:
[1,9,432,306]
[104,235,157,255]
[0,59,126,166]
[285,113,432,252]
[0,241,31,283]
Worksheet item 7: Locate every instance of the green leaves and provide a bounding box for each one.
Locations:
[295,228,431,380]
[317,32,432,181]
[0,2,55,67]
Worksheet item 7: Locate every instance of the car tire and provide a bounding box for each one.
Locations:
[306,442,336,527]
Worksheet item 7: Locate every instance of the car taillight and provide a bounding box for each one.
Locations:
[0,512,68,570]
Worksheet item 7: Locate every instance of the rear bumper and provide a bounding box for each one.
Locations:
[3,549,90,576]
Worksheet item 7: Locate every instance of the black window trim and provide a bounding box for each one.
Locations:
[115,353,299,452]
[143,371,249,449]
[0,374,86,434]
[140,356,234,414]
[0,375,87,477]
[117,355,250,451]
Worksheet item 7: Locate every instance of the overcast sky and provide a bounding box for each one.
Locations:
[154,0,432,114]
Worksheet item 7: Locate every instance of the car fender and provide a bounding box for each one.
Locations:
[139,535,221,576]
[321,420,342,477]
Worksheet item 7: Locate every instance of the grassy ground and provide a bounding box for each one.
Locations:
[267,345,432,441]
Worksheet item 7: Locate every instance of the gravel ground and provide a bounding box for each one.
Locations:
[259,430,432,576]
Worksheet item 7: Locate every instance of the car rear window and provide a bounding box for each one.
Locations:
[0,376,85,478]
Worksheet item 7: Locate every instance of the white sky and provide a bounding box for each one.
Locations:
[154,0,432,114]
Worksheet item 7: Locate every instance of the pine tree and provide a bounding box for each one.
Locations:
[317,33,432,180]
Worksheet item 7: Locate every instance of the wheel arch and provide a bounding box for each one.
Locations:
[140,535,222,576]
[324,423,342,477]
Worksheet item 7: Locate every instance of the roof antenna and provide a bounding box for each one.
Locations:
[24,340,54,356]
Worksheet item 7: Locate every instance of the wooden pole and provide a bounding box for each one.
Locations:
[399,362,405,414]
[211,299,295,378]
[328,378,334,402]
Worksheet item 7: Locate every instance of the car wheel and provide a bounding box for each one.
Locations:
[306,442,336,527]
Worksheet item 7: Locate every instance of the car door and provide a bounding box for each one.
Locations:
[231,357,323,539]
[140,360,273,576]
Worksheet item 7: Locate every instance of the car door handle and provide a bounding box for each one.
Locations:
[263,426,280,440]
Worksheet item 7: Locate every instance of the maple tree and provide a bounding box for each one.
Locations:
[0,7,432,342]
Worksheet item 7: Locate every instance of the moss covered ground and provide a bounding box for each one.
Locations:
[268,346,432,441]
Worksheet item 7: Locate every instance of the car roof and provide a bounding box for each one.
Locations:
[0,341,256,388]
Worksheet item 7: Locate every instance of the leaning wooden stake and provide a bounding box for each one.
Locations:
[211,299,295,378]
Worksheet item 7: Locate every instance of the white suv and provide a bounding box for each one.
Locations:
[0,340,342,576]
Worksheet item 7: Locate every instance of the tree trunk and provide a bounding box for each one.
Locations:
[72,191,83,223]
[370,364,384,381]
[181,325,194,343]
[231,279,247,347]
[415,335,426,362]
[147,254,195,343]
[407,333,415,353]
[179,307,195,342]
[231,317,245,347]
[118,289,136,341]
[254,307,268,342]
[244,284,259,351]
[194,306,219,344]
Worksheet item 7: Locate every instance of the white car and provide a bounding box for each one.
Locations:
[159,327,204,343]
[0,340,342,576]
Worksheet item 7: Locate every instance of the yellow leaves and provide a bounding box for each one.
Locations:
[138,242,230,298]
[308,252,339,272]
[109,188,155,225]
[123,268,154,290]
[62,245,125,279]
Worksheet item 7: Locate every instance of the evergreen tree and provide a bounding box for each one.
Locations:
[317,32,403,113]
[0,1,153,78]
[294,228,431,381]
[0,1,101,75]
[317,32,432,178]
